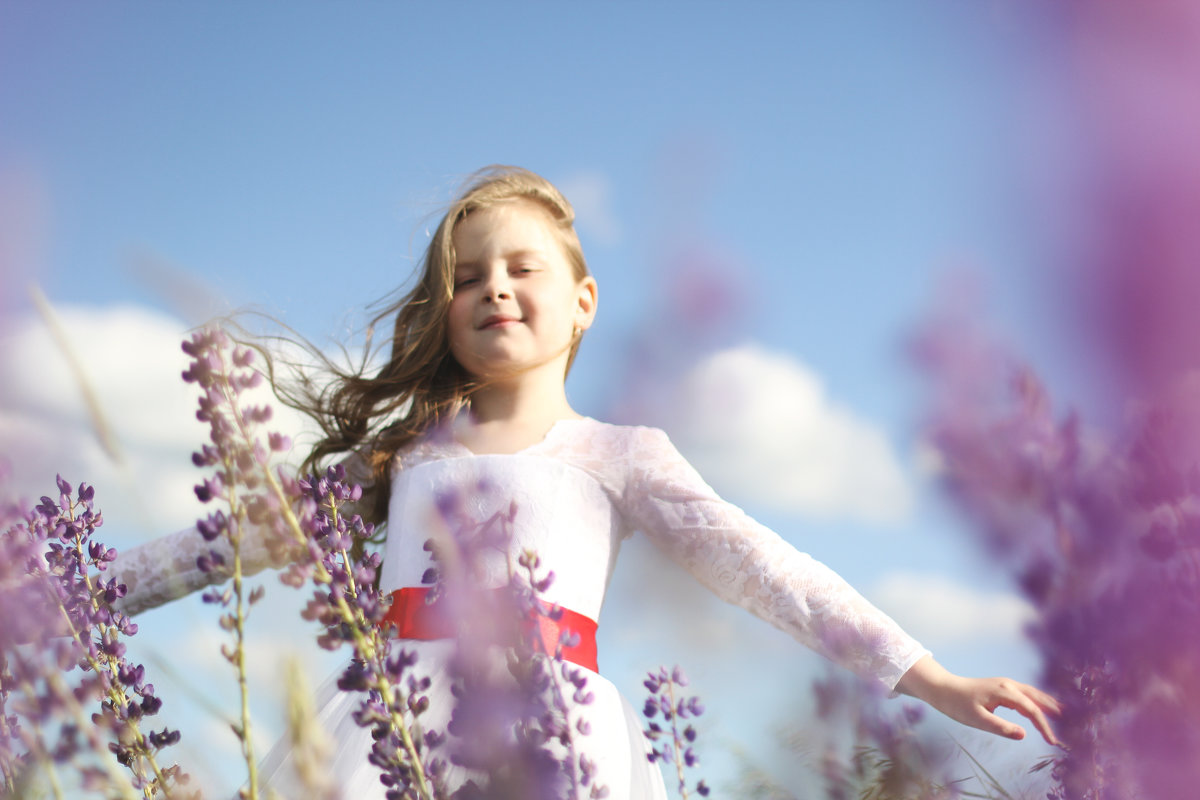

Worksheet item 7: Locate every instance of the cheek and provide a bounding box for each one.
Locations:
[446,299,471,343]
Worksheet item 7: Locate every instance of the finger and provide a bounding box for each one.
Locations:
[1031,686,1065,716]
[992,685,1061,747]
[1008,681,1063,716]
[972,703,1027,741]
[1008,682,1063,743]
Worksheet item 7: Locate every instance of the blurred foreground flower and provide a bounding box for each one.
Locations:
[734,668,972,800]
[423,487,607,799]
[915,308,1200,800]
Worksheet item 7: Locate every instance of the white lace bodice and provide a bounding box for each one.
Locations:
[110,418,928,689]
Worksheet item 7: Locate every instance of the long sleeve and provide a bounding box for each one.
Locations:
[616,426,929,690]
[110,452,375,616]
[107,524,286,616]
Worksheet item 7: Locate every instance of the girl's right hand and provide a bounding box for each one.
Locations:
[895,655,1063,746]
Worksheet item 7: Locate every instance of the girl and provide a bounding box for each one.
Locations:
[113,166,1059,798]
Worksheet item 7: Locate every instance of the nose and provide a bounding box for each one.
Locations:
[480,268,512,302]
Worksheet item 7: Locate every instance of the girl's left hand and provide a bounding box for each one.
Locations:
[895,655,1063,747]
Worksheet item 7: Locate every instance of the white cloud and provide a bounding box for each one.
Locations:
[0,303,316,539]
[556,170,622,247]
[872,572,1035,647]
[669,344,914,522]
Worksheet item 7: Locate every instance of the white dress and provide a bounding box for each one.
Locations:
[112,418,929,799]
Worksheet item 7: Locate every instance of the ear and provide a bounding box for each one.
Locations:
[574,276,598,332]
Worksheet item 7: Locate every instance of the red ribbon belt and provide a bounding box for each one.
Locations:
[382,586,599,672]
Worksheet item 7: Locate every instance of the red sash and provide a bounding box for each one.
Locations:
[382,586,599,672]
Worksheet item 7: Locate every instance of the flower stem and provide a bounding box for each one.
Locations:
[232,535,258,800]
[332,539,432,800]
[213,346,260,799]
[665,679,689,799]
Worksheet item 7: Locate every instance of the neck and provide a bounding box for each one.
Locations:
[466,364,578,427]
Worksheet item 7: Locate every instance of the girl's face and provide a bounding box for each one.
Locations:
[447,200,596,381]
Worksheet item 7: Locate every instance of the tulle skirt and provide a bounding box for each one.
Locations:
[258,641,668,799]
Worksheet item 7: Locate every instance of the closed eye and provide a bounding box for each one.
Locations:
[511,260,542,273]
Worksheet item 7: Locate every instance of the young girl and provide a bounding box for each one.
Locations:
[112,166,1059,798]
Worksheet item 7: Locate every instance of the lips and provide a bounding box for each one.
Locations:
[478,314,521,330]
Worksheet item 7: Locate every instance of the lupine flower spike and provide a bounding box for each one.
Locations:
[183,327,280,799]
[426,485,607,798]
[642,665,708,798]
[284,464,444,799]
[0,477,191,798]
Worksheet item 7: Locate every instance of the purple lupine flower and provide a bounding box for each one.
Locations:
[938,9,1200,796]
[183,327,313,797]
[0,477,191,797]
[640,664,707,799]
[917,307,1200,800]
[424,480,605,799]
[283,463,445,799]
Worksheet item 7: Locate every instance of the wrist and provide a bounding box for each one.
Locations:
[895,654,955,704]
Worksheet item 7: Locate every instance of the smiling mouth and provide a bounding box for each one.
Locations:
[478,315,521,330]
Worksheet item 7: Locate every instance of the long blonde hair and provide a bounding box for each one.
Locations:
[277,165,590,523]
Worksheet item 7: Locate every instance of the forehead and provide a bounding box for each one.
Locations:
[452,200,565,264]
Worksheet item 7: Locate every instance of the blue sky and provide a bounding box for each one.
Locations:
[1,2,1076,795]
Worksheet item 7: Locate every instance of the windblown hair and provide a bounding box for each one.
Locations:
[274,165,590,525]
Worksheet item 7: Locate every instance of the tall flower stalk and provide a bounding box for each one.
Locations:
[284,464,441,799]
[642,665,707,799]
[183,328,282,798]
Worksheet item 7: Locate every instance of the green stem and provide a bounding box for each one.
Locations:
[213,349,261,799]
[41,753,65,800]
[232,526,258,800]
[665,679,689,799]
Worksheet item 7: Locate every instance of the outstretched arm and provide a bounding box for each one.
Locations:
[110,450,375,616]
[617,426,929,690]
[895,654,1062,746]
[107,523,293,616]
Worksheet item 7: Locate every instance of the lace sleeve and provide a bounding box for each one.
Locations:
[618,427,929,690]
[107,524,287,617]
[109,451,375,616]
